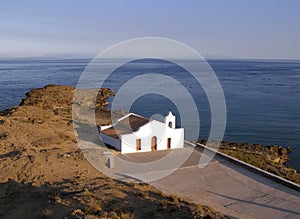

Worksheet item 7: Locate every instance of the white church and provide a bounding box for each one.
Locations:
[99,111,184,154]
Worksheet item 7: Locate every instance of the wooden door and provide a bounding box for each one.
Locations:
[136,139,141,151]
[167,138,171,149]
[151,136,157,151]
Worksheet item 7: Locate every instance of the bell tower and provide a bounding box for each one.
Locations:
[164,111,176,128]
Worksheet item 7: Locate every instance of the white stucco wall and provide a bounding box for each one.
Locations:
[121,120,184,154]
[100,124,113,130]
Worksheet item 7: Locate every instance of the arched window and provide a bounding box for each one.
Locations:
[168,122,173,128]
[151,136,157,151]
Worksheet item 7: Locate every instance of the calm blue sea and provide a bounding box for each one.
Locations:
[0,58,299,170]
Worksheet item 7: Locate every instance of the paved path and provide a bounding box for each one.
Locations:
[119,144,300,218]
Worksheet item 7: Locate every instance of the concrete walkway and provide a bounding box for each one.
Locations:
[119,144,300,218]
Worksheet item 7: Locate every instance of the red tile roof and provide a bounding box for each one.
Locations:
[101,114,149,139]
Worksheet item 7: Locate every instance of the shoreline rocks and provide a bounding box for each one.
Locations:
[198,139,300,184]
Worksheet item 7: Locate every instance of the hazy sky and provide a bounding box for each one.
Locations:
[1,0,299,59]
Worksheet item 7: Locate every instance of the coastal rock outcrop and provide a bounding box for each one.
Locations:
[198,140,300,184]
[20,84,75,109]
[20,84,114,110]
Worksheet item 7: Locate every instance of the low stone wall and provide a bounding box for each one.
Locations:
[184,141,300,191]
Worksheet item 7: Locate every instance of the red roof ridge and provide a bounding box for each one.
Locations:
[100,113,150,139]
